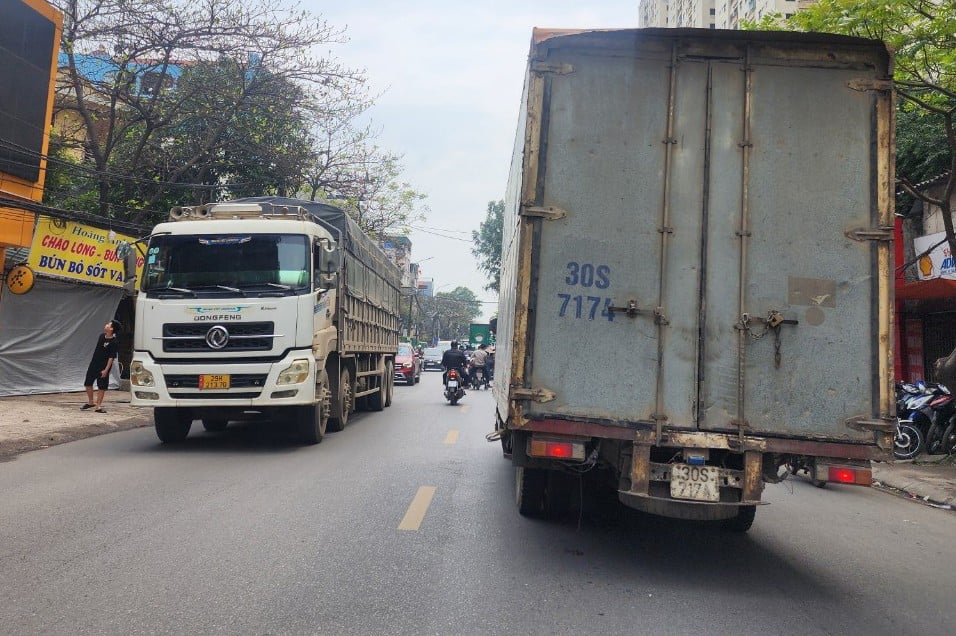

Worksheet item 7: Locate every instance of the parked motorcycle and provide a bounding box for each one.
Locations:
[924,384,956,455]
[894,381,932,460]
[444,369,466,405]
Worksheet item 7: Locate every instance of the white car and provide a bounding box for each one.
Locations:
[422,346,448,370]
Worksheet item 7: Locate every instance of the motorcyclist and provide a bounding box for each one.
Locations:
[441,341,469,386]
[469,344,489,387]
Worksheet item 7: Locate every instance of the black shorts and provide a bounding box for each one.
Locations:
[84,366,108,390]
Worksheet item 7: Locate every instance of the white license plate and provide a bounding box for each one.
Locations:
[670,464,720,502]
[447,380,458,388]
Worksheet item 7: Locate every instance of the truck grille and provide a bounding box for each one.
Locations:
[161,322,275,352]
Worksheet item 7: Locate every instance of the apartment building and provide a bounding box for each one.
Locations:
[640,0,815,29]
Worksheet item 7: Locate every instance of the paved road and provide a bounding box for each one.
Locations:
[1,372,954,635]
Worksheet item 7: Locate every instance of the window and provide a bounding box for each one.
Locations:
[143,233,310,294]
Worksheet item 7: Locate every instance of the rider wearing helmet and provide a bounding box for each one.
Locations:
[441,341,469,386]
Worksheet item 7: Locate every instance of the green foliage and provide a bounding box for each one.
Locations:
[471,200,504,293]
[45,0,426,233]
[421,286,482,340]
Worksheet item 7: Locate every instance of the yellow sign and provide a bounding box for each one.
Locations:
[27,216,144,288]
[6,264,35,294]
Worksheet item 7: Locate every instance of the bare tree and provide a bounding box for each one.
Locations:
[53,0,366,224]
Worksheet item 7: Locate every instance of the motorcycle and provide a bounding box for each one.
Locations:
[894,381,933,460]
[924,384,956,455]
[470,365,490,390]
[444,369,466,405]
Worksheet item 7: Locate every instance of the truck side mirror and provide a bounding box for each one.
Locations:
[314,240,341,290]
[117,241,138,294]
[319,240,342,272]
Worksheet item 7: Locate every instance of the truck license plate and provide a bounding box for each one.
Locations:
[670,464,720,502]
[199,374,230,390]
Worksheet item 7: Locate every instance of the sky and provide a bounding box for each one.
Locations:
[302,1,640,319]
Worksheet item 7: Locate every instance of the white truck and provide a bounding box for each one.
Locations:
[493,28,896,530]
[124,197,402,444]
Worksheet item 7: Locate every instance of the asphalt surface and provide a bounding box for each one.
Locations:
[1,373,956,634]
[3,387,955,508]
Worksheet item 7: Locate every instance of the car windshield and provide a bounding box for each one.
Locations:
[142,233,310,297]
[398,344,413,356]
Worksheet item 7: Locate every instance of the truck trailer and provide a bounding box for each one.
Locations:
[125,196,402,444]
[493,28,895,530]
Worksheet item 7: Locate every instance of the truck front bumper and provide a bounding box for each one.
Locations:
[129,351,317,408]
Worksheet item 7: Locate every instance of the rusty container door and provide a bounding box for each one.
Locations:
[521,31,891,441]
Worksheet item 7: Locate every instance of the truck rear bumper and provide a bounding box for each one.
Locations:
[516,417,891,460]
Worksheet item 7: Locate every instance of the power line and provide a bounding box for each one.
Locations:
[409,225,473,242]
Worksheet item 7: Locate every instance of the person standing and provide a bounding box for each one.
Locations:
[81,320,121,413]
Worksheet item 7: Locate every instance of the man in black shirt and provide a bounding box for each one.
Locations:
[440,341,469,386]
[82,320,121,413]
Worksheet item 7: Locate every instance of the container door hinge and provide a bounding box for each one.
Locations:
[845,227,893,242]
[531,61,574,75]
[512,386,557,403]
[520,205,567,221]
[846,79,894,92]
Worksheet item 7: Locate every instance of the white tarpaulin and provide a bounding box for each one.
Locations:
[0,277,123,396]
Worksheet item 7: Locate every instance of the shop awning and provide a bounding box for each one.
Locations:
[896,277,956,301]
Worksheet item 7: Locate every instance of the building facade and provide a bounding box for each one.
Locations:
[640,0,814,29]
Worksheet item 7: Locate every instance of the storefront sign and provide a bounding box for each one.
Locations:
[27,216,144,288]
[914,231,956,280]
[5,264,35,294]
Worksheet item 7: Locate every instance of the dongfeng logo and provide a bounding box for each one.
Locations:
[205,325,230,349]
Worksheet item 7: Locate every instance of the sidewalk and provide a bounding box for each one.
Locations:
[0,391,147,462]
[1,392,955,511]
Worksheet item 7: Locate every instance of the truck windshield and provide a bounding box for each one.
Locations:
[143,233,311,296]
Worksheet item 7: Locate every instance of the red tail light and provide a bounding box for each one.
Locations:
[828,467,872,485]
[449,370,458,378]
[528,436,587,461]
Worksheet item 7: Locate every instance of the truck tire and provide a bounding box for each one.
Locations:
[721,505,756,532]
[384,362,394,407]
[516,467,547,517]
[155,407,192,443]
[295,403,326,445]
[328,368,352,432]
[201,418,228,432]
[367,367,387,412]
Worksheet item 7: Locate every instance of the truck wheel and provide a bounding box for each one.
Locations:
[721,505,756,532]
[155,407,192,443]
[295,403,326,445]
[328,368,352,432]
[516,467,547,517]
[367,366,387,412]
[201,418,228,432]
[384,362,394,407]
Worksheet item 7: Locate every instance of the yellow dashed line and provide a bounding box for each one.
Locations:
[398,486,436,531]
[444,430,459,445]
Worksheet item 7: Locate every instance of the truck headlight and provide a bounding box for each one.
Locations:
[277,358,311,385]
[130,361,155,387]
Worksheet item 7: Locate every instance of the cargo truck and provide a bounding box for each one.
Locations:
[493,28,896,530]
[124,196,402,444]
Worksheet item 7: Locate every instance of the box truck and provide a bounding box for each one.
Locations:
[493,28,895,530]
